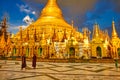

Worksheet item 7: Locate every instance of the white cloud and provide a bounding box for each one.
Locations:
[17,25,28,29]
[8,25,28,34]
[8,15,34,33]
[32,11,36,15]
[23,15,34,25]
[9,25,28,31]
[17,4,36,15]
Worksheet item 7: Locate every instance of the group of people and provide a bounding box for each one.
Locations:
[21,54,36,70]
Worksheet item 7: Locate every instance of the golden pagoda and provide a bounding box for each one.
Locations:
[0,0,120,60]
[111,21,120,59]
[10,0,82,58]
[91,23,110,58]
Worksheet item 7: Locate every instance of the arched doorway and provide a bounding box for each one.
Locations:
[13,47,16,56]
[38,48,42,57]
[96,46,102,58]
[69,47,75,59]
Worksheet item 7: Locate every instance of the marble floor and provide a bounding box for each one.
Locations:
[0,60,120,80]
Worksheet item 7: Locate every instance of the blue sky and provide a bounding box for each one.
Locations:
[0,0,120,36]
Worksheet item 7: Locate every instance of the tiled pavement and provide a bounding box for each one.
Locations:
[0,60,120,80]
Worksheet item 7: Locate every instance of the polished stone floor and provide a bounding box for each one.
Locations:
[0,60,120,80]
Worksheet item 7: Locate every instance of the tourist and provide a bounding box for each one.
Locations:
[21,54,26,70]
[32,54,37,69]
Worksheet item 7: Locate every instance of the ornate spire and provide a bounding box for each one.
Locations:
[1,17,7,29]
[71,20,74,28]
[52,29,58,42]
[7,33,11,45]
[40,29,47,46]
[41,0,63,19]
[83,28,87,39]
[25,29,29,41]
[0,32,6,47]
[33,28,37,41]
[93,23,100,39]
[70,30,74,38]
[1,17,8,41]
[41,30,45,40]
[62,29,67,42]
[104,30,109,41]
[112,20,118,38]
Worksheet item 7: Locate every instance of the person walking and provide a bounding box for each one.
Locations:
[21,54,26,70]
[32,54,37,69]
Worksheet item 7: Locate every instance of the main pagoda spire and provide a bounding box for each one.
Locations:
[40,0,63,19]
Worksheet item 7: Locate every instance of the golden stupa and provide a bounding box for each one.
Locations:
[15,0,79,41]
[9,0,82,58]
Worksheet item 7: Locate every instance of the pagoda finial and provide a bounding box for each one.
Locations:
[93,23,100,39]
[112,20,118,38]
[95,24,99,37]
